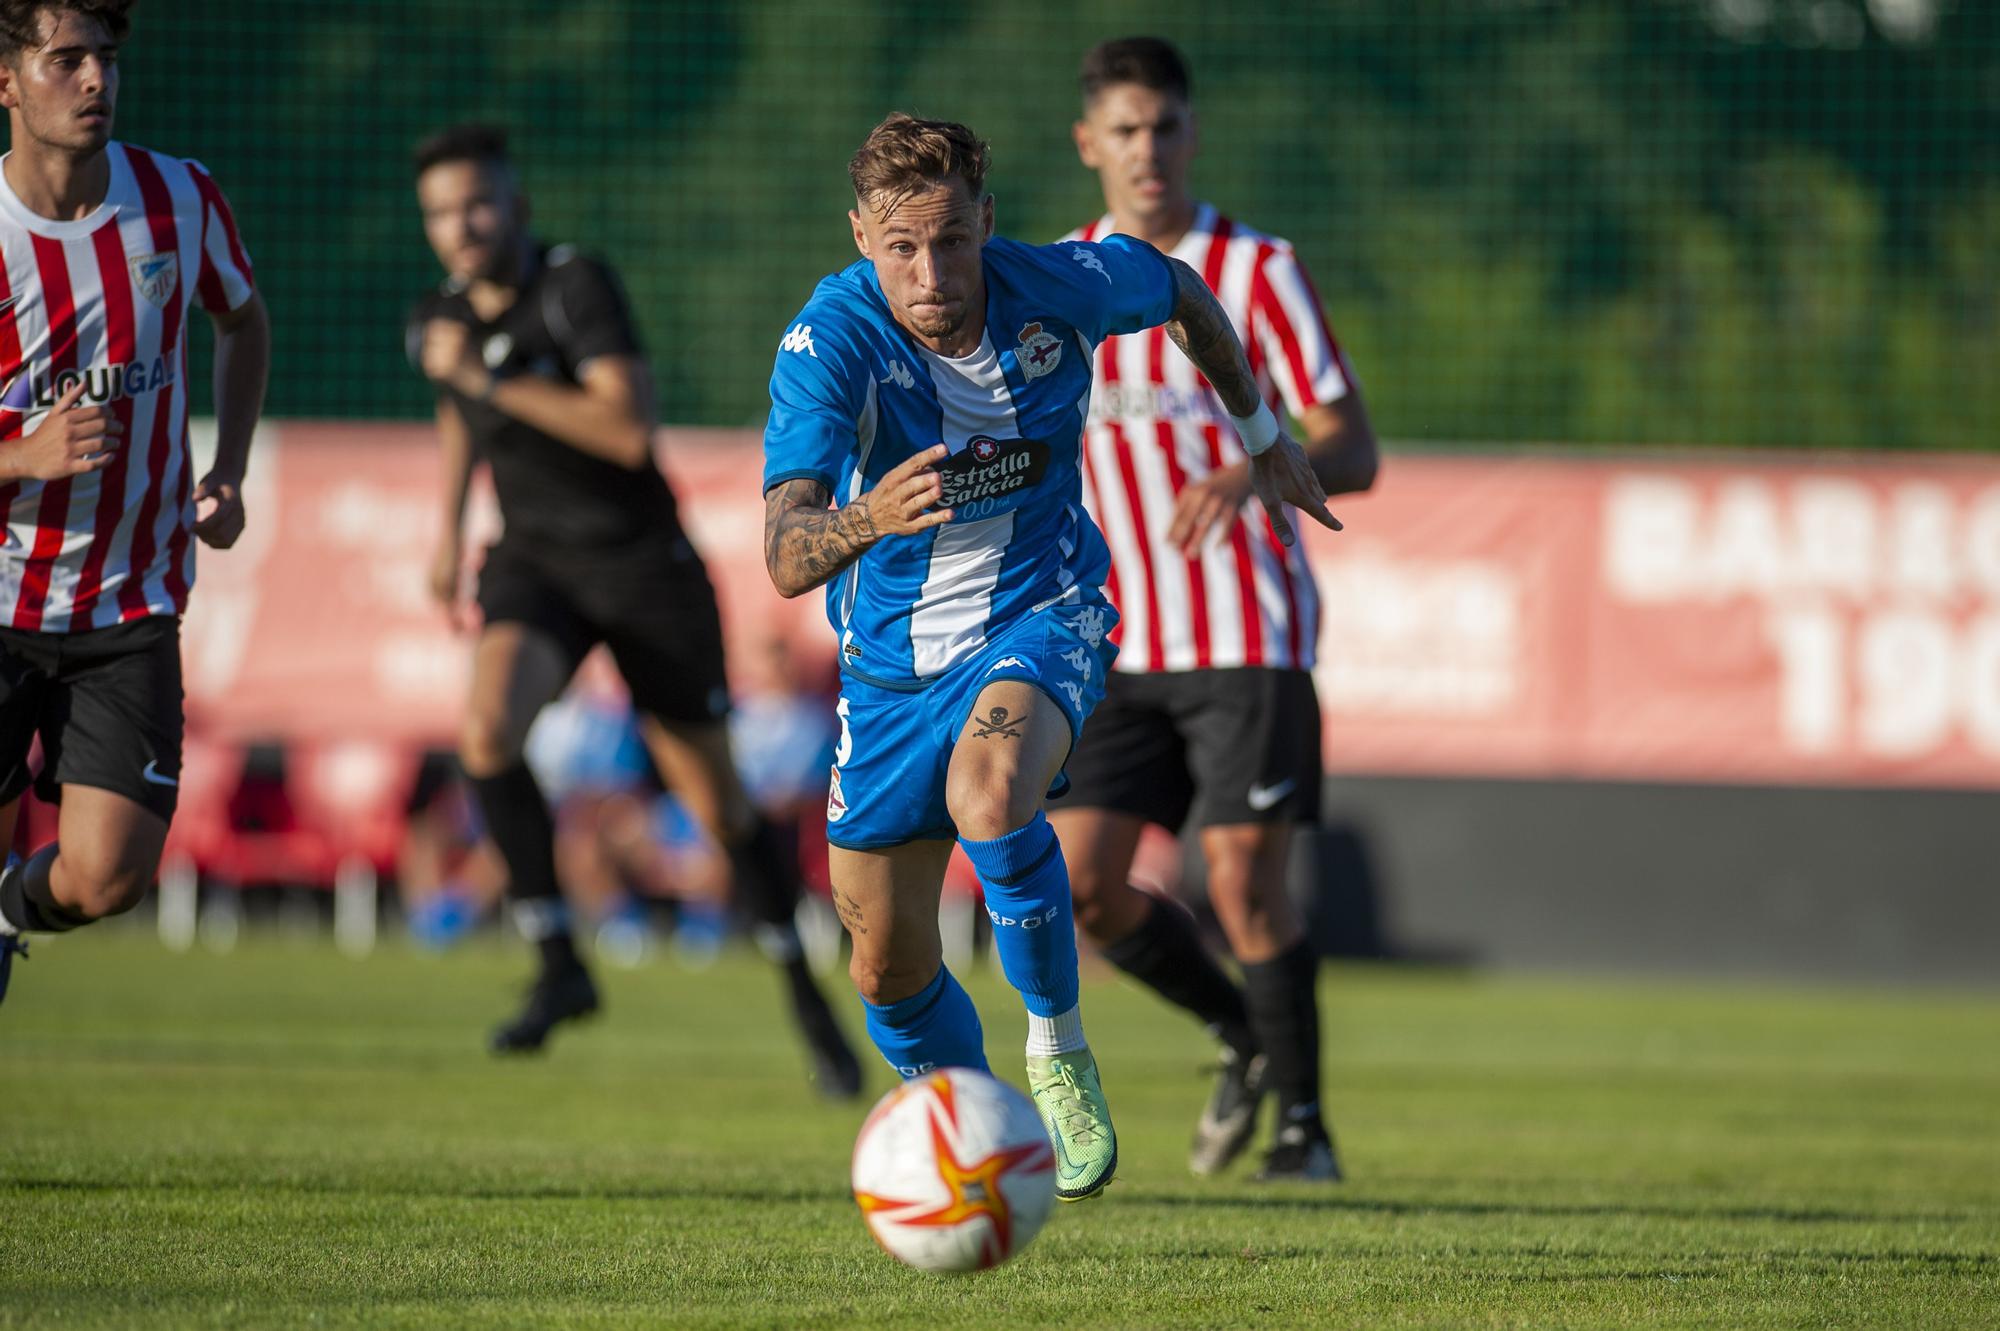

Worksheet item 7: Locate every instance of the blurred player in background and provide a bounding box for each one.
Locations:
[407,123,861,1095]
[761,114,1340,1200]
[1051,37,1380,1181]
[0,0,269,1004]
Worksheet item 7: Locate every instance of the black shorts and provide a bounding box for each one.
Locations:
[1054,667,1321,830]
[0,616,185,822]
[476,531,730,725]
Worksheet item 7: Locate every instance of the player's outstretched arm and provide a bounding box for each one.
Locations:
[762,445,952,599]
[1160,258,1341,547]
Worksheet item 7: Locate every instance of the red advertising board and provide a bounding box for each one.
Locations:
[181,427,2000,789]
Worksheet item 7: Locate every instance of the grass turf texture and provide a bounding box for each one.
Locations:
[2,934,1996,1329]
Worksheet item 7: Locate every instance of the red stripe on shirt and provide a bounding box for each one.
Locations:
[190,163,251,310]
[1146,324,1209,669]
[1251,244,1319,413]
[0,252,27,522]
[12,235,80,630]
[119,147,186,619]
[67,220,141,624]
[1193,217,1267,665]
[161,351,193,611]
[1101,330,1163,671]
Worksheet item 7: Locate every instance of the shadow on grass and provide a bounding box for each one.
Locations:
[11,1176,1989,1233]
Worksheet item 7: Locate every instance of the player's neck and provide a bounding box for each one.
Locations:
[3,137,110,222]
[464,237,536,321]
[1108,196,1198,253]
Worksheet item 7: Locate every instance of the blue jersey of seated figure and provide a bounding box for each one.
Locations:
[762,234,1176,689]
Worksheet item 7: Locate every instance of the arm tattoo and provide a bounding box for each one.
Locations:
[972,706,1025,740]
[1163,258,1262,418]
[762,477,881,597]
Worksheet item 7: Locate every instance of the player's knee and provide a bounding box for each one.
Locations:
[57,849,156,920]
[458,712,519,778]
[849,953,933,1007]
[944,768,1033,842]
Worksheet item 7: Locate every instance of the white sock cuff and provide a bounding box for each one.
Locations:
[1025,1004,1086,1057]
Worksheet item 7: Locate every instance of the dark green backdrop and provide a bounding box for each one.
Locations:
[105,0,1996,448]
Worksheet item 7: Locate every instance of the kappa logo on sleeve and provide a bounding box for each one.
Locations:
[1068,246,1112,283]
[780,324,818,357]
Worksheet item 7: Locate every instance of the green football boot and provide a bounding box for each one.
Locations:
[1026,1047,1118,1202]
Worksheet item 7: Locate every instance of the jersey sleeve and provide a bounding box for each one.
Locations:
[1029,234,1176,343]
[186,161,254,314]
[763,310,861,495]
[1250,244,1352,415]
[548,254,644,370]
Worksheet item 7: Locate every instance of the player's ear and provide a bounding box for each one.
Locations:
[979,194,994,241]
[848,208,870,259]
[0,59,18,112]
[1072,118,1098,169]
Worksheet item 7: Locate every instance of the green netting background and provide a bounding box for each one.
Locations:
[111,0,1996,449]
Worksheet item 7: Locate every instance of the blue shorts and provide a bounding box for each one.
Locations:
[825,594,1119,851]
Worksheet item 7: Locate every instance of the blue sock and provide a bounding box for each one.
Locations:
[861,965,988,1079]
[959,812,1080,1019]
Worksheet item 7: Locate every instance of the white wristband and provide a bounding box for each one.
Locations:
[1229,401,1280,457]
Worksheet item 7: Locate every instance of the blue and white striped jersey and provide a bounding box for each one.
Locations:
[762,234,1175,689]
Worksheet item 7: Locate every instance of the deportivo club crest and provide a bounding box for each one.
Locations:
[129,252,177,308]
[1016,322,1062,379]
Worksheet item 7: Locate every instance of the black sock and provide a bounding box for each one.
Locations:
[467,765,578,973]
[1241,940,1324,1133]
[1100,897,1256,1058]
[733,815,808,974]
[1,845,93,933]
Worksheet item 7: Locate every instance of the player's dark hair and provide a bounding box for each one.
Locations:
[412,122,511,181]
[848,113,991,217]
[1080,35,1192,105]
[0,0,134,56]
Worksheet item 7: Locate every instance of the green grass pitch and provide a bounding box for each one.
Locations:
[2,931,1996,1329]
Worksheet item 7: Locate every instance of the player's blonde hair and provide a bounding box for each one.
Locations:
[848,114,991,218]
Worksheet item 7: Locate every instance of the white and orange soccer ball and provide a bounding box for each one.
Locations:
[850,1067,1057,1273]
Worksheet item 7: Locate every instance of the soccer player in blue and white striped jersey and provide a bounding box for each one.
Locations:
[761,114,1339,1201]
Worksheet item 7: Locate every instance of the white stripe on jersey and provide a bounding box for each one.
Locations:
[908,332,1020,678]
[1066,205,1346,673]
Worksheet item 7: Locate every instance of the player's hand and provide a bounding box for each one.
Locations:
[4,378,123,481]
[192,468,246,549]
[419,318,492,398]
[1167,462,1254,557]
[1249,431,1341,547]
[859,443,954,537]
[428,537,474,631]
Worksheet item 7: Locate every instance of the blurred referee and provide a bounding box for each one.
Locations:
[406,123,860,1093]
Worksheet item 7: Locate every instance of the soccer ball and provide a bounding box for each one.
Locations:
[850,1067,1057,1272]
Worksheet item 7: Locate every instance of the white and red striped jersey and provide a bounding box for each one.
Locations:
[1064,204,1353,673]
[0,142,254,633]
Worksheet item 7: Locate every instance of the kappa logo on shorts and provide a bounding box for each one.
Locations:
[1070,606,1109,649]
[1059,646,1092,681]
[826,766,847,821]
[141,760,179,788]
[1056,680,1085,711]
[987,657,1027,673]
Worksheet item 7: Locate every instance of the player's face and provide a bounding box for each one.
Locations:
[417,159,526,285]
[1074,83,1197,224]
[850,179,994,349]
[0,9,120,155]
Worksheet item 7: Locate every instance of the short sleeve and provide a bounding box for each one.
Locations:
[1028,234,1176,344]
[187,162,254,314]
[763,313,860,495]
[547,255,643,369]
[1250,245,1352,416]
